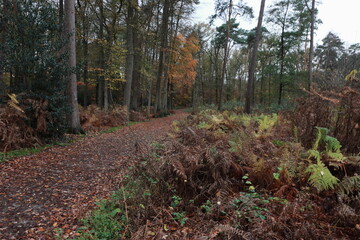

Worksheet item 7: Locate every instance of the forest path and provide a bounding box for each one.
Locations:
[0,110,189,239]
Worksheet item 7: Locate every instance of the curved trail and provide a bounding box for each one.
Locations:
[0,111,188,239]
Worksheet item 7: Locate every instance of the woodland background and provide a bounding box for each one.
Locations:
[0,0,360,239]
[1,0,359,146]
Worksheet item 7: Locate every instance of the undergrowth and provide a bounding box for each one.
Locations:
[74,110,360,239]
[99,122,139,134]
[0,121,140,164]
[0,141,73,163]
[0,145,49,163]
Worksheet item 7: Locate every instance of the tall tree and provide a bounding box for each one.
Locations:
[218,0,232,110]
[155,0,171,113]
[64,0,82,133]
[267,0,309,104]
[96,0,105,109]
[307,0,315,90]
[315,32,345,71]
[245,0,266,114]
[124,0,137,112]
[76,0,91,106]
[169,33,200,107]
[314,32,345,88]
[0,0,5,102]
[212,0,252,109]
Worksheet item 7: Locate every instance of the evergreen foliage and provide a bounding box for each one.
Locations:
[1,0,69,138]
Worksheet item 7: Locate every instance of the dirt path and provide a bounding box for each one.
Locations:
[0,111,188,239]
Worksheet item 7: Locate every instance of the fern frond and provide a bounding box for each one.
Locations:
[307,149,321,162]
[337,175,360,196]
[212,224,250,240]
[327,152,345,162]
[256,114,278,136]
[313,127,329,150]
[305,161,339,192]
[324,135,345,162]
[170,159,187,180]
[7,94,25,113]
[324,135,342,152]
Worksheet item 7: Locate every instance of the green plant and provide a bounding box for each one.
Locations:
[0,145,51,163]
[2,0,71,139]
[171,195,182,208]
[201,200,213,213]
[100,121,139,134]
[337,175,360,196]
[272,139,285,147]
[255,114,278,136]
[151,142,165,150]
[80,199,127,239]
[273,167,282,180]
[53,228,64,240]
[305,127,341,192]
[231,192,268,223]
[172,211,187,226]
[229,175,271,223]
[100,126,123,134]
[305,161,339,192]
[294,126,299,142]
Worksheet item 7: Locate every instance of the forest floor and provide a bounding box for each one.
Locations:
[0,110,189,239]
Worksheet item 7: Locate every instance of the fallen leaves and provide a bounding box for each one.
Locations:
[0,111,188,239]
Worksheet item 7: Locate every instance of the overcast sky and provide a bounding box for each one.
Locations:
[192,0,360,46]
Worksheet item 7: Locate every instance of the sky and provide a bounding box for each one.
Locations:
[192,0,360,47]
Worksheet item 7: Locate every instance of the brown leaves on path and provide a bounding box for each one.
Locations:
[0,110,188,239]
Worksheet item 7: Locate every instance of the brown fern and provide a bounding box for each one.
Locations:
[212,224,251,240]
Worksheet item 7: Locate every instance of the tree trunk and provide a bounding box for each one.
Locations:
[131,5,141,111]
[64,0,82,133]
[238,75,242,102]
[218,0,232,111]
[81,3,89,107]
[104,78,108,111]
[245,0,265,114]
[308,0,315,90]
[59,0,64,29]
[155,0,170,113]
[214,47,220,105]
[0,52,4,102]
[0,1,5,102]
[97,0,105,108]
[278,1,290,105]
[131,50,141,110]
[124,0,136,112]
[82,36,89,106]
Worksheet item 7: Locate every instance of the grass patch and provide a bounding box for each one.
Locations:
[0,145,51,163]
[100,122,140,134]
[0,140,75,163]
[1,122,141,163]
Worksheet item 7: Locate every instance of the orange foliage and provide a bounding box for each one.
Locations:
[169,34,200,102]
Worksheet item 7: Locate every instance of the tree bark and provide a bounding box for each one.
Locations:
[82,32,89,106]
[278,1,290,105]
[218,0,232,111]
[64,0,82,133]
[59,0,64,28]
[124,0,136,112]
[245,0,266,113]
[308,0,315,90]
[79,1,89,106]
[0,1,5,102]
[155,0,170,113]
[0,53,3,103]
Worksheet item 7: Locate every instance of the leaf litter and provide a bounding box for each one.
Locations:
[0,110,188,239]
